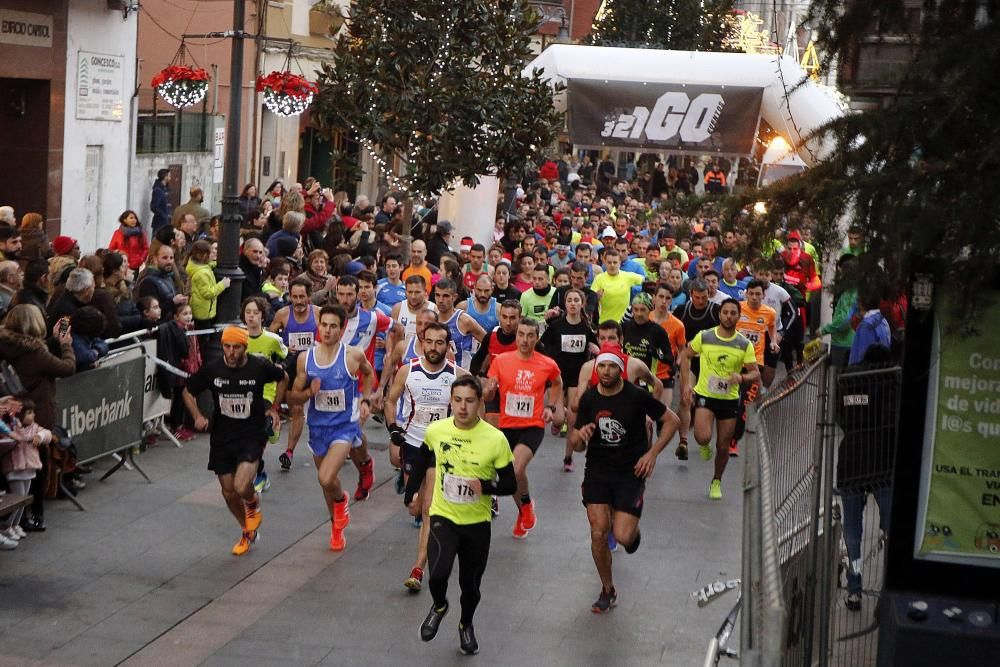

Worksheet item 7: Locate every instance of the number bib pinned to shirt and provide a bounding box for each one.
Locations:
[561,334,586,353]
[412,404,444,426]
[504,393,535,418]
[288,331,314,352]
[707,376,731,395]
[219,394,252,419]
[315,389,346,412]
[442,473,480,504]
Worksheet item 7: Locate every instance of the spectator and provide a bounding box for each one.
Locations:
[102,252,146,333]
[17,213,50,267]
[849,289,891,365]
[10,259,48,315]
[78,256,121,339]
[263,179,283,207]
[172,186,211,227]
[266,210,305,259]
[303,249,331,294]
[70,306,110,371]
[0,206,14,227]
[165,303,200,442]
[47,267,95,330]
[703,162,727,194]
[185,240,230,330]
[238,184,261,222]
[137,296,162,328]
[266,190,303,240]
[150,168,172,232]
[106,210,149,271]
[137,242,188,322]
[426,220,453,267]
[47,235,80,295]
[0,304,75,532]
[262,259,291,316]
[0,226,22,262]
[0,260,21,318]
[374,195,397,227]
[197,215,221,243]
[239,237,266,302]
[1,399,48,544]
[303,186,335,250]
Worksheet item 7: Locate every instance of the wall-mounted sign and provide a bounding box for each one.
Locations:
[76,51,125,121]
[213,128,225,183]
[0,9,53,48]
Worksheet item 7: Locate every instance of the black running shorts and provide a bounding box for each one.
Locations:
[581,472,646,518]
[694,394,739,421]
[501,426,545,455]
[208,438,266,476]
[764,333,779,368]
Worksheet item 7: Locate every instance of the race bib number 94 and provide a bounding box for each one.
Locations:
[707,376,731,394]
[442,473,480,504]
[315,389,346,412]
[504,393,535,418]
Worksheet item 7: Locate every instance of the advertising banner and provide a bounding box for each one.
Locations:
[566,79,763,155]
[916,292,1000,566]
[56,356,144,463]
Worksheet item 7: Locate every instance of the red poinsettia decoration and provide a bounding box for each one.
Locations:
[256,71,319,100]
[151,64,210,89]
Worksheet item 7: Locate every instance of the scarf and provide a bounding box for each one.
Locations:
[121,224,143,238]
[179,321,202,375]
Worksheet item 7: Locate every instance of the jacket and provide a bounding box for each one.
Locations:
[137,267,179,320]
[11,284,47,315]
[108,226,150,271]
[239,254,265,303]
[186,259,227,321]
[46,290,87,331]
[820,289,857,349]
[47,255,77,296]
[172,198,212,227]
[17,228,50,267]
[0,329,75,428]
[1,421,49,476]
[150,180,172,230]
[71,332,109,371]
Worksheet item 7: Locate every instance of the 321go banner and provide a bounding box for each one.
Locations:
[916,290,1000,566]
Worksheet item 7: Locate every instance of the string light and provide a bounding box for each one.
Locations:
[263,88,313,116]
[156,78,208,108]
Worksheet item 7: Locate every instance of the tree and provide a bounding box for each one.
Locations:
[588,0,736,51]
[312,0,563,212]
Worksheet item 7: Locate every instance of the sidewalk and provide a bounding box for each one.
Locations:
[0,422,741,666]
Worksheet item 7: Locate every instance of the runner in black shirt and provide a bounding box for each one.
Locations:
[571,344,679,613]
[490,262,521,303]
[622,292,673,375]
[671,279,720,454]
[184,326,287,556]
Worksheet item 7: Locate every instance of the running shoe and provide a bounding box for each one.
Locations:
[394,467,405,495]
[333,495,351,531]
[459,623,479,655]
[676,440,689,460]
[846,592,862,611]
[728,442,739,457]
[253,471,271,493]
[709,479,723,500]
[354,458,374,501]
[512,515,528,539]
[244,494,262,532]
[519,500,537,530]
[232,530,258,556]
[608,533,618,552]
[699,444,713,461]
[420,601,449,641]
[404,567,423,593]
[623,530,641,554]
[173,427,196,442]
[562,457,574,472]
[14,525,27,539]
[330,524,346,551]
[279,449,293,471]
[591,587,618,614]
[560,423,568,436]
[413,516,423,529]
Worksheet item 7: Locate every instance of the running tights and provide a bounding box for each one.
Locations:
[427,517,491,626]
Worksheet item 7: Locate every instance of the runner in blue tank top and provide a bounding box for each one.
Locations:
[433,279,485,372]
[268,276,321,471]
[288,304,376,553]
[459,275,500,351]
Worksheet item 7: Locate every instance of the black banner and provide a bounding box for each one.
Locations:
[567,79,764,155]
[56,357,144,463]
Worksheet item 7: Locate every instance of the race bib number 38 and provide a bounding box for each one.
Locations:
[504,393,535,418]
[315,388,346,412]
[442,473,480,504]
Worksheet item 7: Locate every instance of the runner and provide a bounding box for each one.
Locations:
[461,243,492,291]
[519,265,557,330]
[730,279,779,456]
[287,305,377,550]
[404,376,515,655]
[758,260,798,387]
[678,299,759,500]
[672,279,721,459]
[433,278,486,371]
[384,322,467,593]
[457,274,500,337]
[391,274,438,338]
[182,326,287,556]
[484,318,564,538]
[268,276,321,471]
[376,253,407,309]
[649,283,686,411]
[591,248,644,324]
[358,270,395,407]
[539,288,598,470]
[335,275,402,500]
[571,343,679,612]
[621,292,674,388]
[468,299,523,427]
[242,296,289,493]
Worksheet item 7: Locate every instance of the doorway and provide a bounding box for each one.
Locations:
[0,78,50,220]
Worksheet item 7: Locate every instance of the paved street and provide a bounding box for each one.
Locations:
[0,422,742,666]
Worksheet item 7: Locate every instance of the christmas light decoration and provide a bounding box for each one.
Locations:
[722,10,781,55]
[256,70,319,117]
[152,64,209,109]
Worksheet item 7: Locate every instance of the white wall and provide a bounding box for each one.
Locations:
[129,153,218,236]
[61,0,138,253]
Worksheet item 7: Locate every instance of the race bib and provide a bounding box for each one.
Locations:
[504,393,535,418]
[740,330,761,346]
[470,338,481,354]
[561,334,587,353]
[288,331,314,351]
[442,473,481,504]
[219,394,252,419]
[413,404,445,426]
[707,376,731,394]
[315,388,346,412]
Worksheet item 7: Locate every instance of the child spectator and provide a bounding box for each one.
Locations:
[161,303,200,441]
[137,296,162,328]
[262,259,291,320]
[70,306,110,371]
[1,400,49,542]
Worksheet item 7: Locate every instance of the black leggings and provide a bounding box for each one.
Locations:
[427,516,492,626]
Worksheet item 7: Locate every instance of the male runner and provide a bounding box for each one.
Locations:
[732,278,778,455]
[457,274,500,336]
[572,344,679,612]
[242,296,288,493]
[519,265,557,329]
[269,276,321,470]
[385,322,467,592]
[392,274,438,338]
[461,243,492,291]
[621,293,674,383]
[405,376,516,655]
[183,326,286,555]
[484,318,564,538]
[335,275,402,499]
[433,278,485,371]
[672,279,721,459]
[650,283,686,410]
[468,298,523,426]
[288,305,376,550]
[376,253,407,309]
[591,248,644,324]
[678,299,759,499]
[757,261,797,388]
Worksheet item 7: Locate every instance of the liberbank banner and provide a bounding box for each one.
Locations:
[916,290,1000,567]
[566,79,763,154]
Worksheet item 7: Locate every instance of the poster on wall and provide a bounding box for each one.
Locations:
[76,51,125,121]
[915,290,1000,567]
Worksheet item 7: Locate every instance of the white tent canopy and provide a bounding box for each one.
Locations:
[523,44,844,166]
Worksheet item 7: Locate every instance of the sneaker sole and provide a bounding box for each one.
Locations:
[404,578,422,592]
[699,446,713,461]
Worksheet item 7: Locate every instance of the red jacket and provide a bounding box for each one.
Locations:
[108,227,150,271]
[539,161,559,181]
[303,200,336,235]
[781,250,821,294]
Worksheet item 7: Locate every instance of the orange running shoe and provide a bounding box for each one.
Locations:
[244,494,262,532]
[512,514,528,539]
[519,500,537,531]
[333,495,351,530]
[232,530,258,556]
[329,524,346,551]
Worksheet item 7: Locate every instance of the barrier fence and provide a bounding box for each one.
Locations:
[740,356,903,666]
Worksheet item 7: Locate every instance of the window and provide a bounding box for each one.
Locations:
[136,110,213,154]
